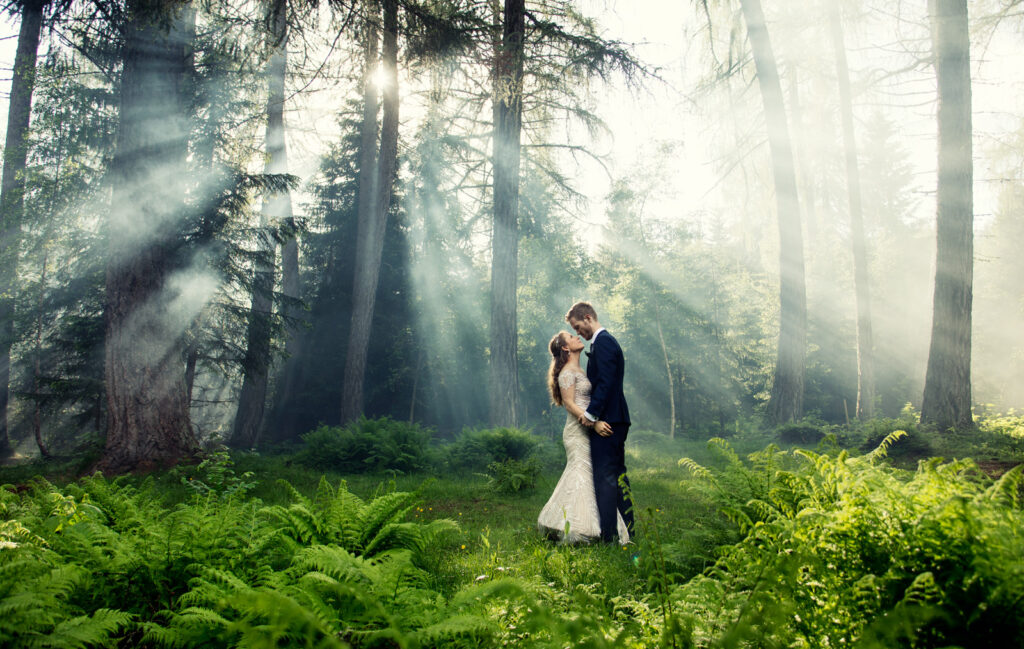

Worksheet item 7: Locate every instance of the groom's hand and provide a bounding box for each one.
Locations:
[595,421,613,437]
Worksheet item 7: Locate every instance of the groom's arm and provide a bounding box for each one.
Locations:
[585,339,621,422]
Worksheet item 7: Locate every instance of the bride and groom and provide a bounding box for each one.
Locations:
[538,301,634,544]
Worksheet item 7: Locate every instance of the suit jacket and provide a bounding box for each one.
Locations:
[585,330,630,425]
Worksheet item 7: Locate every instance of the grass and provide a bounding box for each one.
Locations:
[163,431,748,603]
[3,416,1022,610]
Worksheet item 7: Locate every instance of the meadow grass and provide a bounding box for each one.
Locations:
[2,421,1023,647]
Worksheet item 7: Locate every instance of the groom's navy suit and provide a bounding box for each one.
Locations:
[585,330,634,542]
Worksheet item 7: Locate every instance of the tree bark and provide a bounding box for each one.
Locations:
[828,0,875,420]
[739,0,807,424]
[921,0,973,430]
[340,0,399,424]
[0,0,45,459]
[231,1,292,448]
[488,0,525,428]
[97,0,198,473]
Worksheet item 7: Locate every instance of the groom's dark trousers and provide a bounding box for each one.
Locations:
[590,423,633,542]
[585,330,634,542]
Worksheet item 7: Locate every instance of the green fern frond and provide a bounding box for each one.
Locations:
[900,571,944,606]
[869,429,908,461]
[746,499,779,524]
[292,544,378,586]
[0,519,47,549]
[355,491,419,553]
[274,478,308,507]
[721,506,753,533]
[41,608,132,649]
[678,457,713,481]
[707,437,744,470]
[174,605,233,627]
[985,463,1023,508]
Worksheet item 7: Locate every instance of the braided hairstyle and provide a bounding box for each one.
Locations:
[547,332,570,406]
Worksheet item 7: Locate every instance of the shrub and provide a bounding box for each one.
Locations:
[775,421,826,445]
[483,457,541,494]
[860,415,933,461]
[296,417,435,474]
[174,447,258,500]
[669,435,1024,648]
[443,427,539,472]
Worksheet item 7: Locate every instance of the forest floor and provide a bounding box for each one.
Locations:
[2,420,1023,646]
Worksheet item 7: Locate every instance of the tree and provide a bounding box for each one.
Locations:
[488,0,525,427]
[921,0,973,430]
[738,0,807,424]
[828,0,875,420]
[0,0,47,458]
[97,0,199,472]
[340,0,400,424]
[231,0,294,448]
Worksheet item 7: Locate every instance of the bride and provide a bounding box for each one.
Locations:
[538,331,630,543]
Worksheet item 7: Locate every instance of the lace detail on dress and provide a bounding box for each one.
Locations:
[538,369,630,544]
[557,370,575,390]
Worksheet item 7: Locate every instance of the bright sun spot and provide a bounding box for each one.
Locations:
[371,64,389,89]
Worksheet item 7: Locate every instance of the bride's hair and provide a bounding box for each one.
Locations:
[548,332,570,406]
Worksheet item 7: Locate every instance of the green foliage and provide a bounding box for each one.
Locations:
[775,420,827,444]
[482,457,542,494]
[297,417,436,474]
[670,437,1024,647]
[444,426,540,472]
[260,476,459,563]
[859,407,934,461]
[3,429,1023,648]
[0,471,471,648]
[174,447,258,500]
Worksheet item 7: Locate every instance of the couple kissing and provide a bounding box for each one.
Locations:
[538,301,634,544]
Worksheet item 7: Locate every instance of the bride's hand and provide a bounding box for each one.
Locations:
[595,421,613,437]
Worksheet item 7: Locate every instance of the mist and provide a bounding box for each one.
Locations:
[0,0,1020,463]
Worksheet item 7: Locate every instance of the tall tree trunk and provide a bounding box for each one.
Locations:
[488,0,525,428]
[231,1,292,448]
[340,0,399,424]
[32,249,49,458]
[921,0,973,430]
[0,0,45,459]
[267,0,301,427]
[740,0,806,424]
[183,3,210,410]
[828,0,875,420]
[31,114,65,460]
[787,67,817,242]
[97,0,198,473]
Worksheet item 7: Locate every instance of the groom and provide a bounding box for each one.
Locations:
[566,301,634,542]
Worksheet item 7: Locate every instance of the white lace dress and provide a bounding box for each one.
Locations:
[537,369,630,543]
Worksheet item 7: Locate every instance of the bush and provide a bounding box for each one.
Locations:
[443,427,539,472]
[669,435,1024,648]
[860,413,933,461]
[483,457,541,494]
[296,417,435,474]
[775,421,826,445]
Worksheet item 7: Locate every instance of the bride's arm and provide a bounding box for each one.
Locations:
[559,383,585,419]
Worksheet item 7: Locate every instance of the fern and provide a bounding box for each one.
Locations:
[38,608,133,649]
[984,462,1023,508]
[868,429,908,461]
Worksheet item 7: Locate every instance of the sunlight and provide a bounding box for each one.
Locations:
[371,63,390,90]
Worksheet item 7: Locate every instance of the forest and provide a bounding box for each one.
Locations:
[0,0,1023,647]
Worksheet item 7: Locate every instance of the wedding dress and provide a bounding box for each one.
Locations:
[537,368,630,543]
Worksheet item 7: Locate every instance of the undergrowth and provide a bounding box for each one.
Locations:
[2,424,1022,647]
